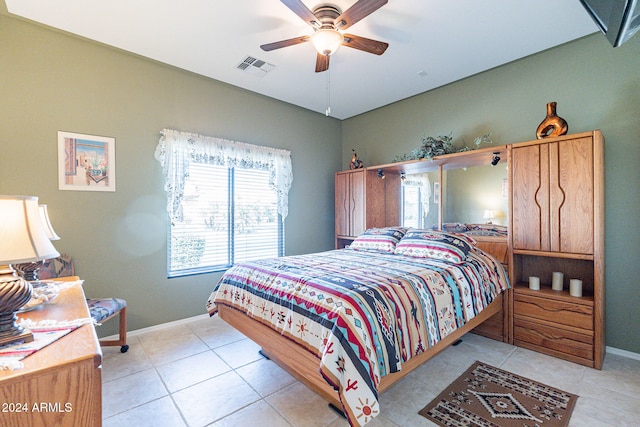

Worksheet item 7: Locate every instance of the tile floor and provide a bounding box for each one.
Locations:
[102,316,640,427]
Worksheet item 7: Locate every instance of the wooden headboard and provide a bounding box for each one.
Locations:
[473,235,509,265]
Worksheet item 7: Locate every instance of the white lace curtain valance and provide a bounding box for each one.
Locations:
[154,129,293,222]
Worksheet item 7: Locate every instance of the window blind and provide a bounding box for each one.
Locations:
[168,164,282,277]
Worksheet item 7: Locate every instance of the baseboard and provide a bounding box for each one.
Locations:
[99,313,210,341]
[606,345,640,361]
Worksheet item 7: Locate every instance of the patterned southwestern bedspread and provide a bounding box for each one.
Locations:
[206,247,509,426]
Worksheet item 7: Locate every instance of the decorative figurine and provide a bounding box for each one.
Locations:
[536,102,568,139]
[350,149,364,169]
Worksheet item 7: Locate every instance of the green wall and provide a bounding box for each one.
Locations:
[0,13,342,336]
[343,33,640,354]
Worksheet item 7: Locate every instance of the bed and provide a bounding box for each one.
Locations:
[207,227,510,426]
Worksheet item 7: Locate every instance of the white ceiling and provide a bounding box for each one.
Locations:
[4,0,599,119]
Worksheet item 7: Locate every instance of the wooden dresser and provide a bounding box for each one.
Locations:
[0,280,102,426]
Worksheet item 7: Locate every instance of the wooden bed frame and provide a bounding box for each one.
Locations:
[217,292,504,411]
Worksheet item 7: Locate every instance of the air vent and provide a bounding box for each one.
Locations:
[236,56,275,77]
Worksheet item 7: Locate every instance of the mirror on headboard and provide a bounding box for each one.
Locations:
[442,164,508,226]
[401,171,440,228]
[400,163,508,230]
[395,143,510,232]
[402,164,509,228]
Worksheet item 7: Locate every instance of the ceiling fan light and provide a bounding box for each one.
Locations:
[310,29,344,56]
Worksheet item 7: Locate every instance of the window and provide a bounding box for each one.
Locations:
[401,173,431,229]
[155,129,292,277]
[402,184,423,228]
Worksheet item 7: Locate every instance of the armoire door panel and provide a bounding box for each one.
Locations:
[335,173,350,236]
[557,137,594,254]
[548,142,563,252]
[538,144,551,251]
[512,144,548,251]
[349,170,366,236]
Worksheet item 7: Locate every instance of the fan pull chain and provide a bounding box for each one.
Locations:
[325,65,331,116]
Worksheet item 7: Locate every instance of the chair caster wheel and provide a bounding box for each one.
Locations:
[120,345,129,353]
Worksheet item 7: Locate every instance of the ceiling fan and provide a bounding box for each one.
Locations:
[260,0,389,72]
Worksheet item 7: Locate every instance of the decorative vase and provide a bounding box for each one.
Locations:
[350,149,363,169]
[536,102,568,139]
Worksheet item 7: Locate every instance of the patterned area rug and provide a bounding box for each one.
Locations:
[419,361,578,427]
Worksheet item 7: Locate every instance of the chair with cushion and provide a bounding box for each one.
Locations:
[86,297,129,353]
[40,255,129,353]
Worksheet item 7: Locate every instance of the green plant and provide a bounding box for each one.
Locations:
[457,132,493,152]
[473,132,493,147]
[393,133,455,162]
[393,132,493,162]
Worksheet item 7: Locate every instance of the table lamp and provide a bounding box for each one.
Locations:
[0,195,60,346]
[483,210,495,224]
[15,204,61,284]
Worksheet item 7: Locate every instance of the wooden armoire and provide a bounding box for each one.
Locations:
[334,168,400,249]
[509,130,605,369]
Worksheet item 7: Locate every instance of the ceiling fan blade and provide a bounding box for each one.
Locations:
[280,0,319,27]
[335,0,388,31]
[260,35,310,51]
[343,34,389,55]
[315,53,330,73]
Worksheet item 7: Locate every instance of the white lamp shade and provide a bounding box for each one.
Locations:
[310,29,344,55]
[0,195,60,264]
[39,204,61,240]
[483,210,495,220]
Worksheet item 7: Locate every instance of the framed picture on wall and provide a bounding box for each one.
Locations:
[58,131,116,192]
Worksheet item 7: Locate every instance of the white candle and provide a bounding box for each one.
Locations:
[570,279,583,297]
[552,271,564,291]
[529,276,540,290]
